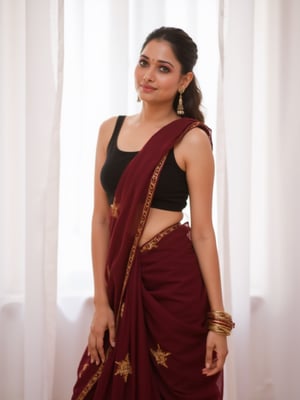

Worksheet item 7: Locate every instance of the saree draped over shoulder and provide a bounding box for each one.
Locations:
[71,118,223,400]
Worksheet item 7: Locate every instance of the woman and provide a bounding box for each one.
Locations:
[71,27,234,400]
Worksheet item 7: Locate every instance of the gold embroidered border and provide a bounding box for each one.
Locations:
[140,222,180,253]
[74,158,167,399]
[115,155,168,327]
[78,362,89,379]
[110,198,119,218]
[75,363,104,400]
[120,302,125,318]
[115,121,200,325]
[75,347,112,400]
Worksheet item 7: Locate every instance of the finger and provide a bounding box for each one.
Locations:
[88,334,99,364]
[203,366,220,376]
[94,335,105,364]
[202,354,225,376]
[205,344,214,369]
[109,321,116,347]
[88,334,93,355]
[215,351,226,372]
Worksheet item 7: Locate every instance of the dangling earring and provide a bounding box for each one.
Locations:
[177,89,184,116]
[137,95,141,102]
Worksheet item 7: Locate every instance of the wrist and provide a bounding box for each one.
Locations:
[207,310,235,336]
[93,293,109,308]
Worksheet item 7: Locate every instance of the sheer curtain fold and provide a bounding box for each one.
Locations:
[217,1,254,399]
[0,0,63,399]
[0,3,26,399]
[218,0,300,399]
[24,0,64,398]
[0,0,26,297]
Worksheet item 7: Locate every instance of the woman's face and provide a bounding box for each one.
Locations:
[135,39,189,106]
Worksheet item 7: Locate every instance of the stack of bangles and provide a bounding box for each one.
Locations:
[207,311,235,336]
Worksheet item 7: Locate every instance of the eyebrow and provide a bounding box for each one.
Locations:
[140,54,174,68]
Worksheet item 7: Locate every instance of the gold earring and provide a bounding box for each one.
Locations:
[177,89,184,116]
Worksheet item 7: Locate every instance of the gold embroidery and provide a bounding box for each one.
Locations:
[150,344,171,368]
[78,362,89,378]
[76,346,113,400]
[111,198,119,218]
[115,156,167,327]
[120,302,125,318]
[140,223,180,253]
[141,240,158,252]
[76,363,104,400]
[114,353,132,383]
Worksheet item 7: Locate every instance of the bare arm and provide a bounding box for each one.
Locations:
[185,130,224,311]
[88,116,118,364]
[180,127,228,375]
[91,119,113,307]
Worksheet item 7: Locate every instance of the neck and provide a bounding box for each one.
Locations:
[138,102,178,124]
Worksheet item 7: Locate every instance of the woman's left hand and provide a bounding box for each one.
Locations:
[202,330,228,376]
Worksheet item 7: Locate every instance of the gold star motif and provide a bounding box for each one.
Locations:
[114,353,132,383]
[150,344,171,368]
[110,199,119,218]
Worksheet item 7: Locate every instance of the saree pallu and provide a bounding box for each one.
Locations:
[71,118,223,399]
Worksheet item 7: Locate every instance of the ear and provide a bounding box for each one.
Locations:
[179,71,194,91]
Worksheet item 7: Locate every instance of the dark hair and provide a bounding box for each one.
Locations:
[141,27,204,122]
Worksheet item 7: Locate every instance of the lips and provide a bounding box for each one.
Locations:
[140,84,156,92]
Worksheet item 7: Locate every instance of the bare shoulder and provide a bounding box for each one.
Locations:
[183,127,211,148]
[98,116,118,141]
[95,115,121,155]
[179,127,213,161]
[182,127,215,192]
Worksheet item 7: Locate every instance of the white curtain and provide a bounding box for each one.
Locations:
[0,0,63,399]
[1,0,300,399]
[218,0,300,399]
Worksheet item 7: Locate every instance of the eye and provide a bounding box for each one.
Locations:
[139,58,148,67]
[159,65,170,73]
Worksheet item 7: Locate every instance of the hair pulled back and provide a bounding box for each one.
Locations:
[141,27,204,122]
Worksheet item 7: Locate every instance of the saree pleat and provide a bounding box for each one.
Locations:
[140,223,223,399]
[71,118,222,399]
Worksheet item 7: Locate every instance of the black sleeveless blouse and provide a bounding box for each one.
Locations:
[100,116,189,211]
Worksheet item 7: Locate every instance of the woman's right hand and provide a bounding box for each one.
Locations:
[88,304,116,365]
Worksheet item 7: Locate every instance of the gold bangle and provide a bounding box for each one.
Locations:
[207,310,232,319]
[207,311,235,336]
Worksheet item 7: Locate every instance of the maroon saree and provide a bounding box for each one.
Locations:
[71,118,223,399]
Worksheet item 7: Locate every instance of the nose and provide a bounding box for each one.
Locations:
[143,69,154,82]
